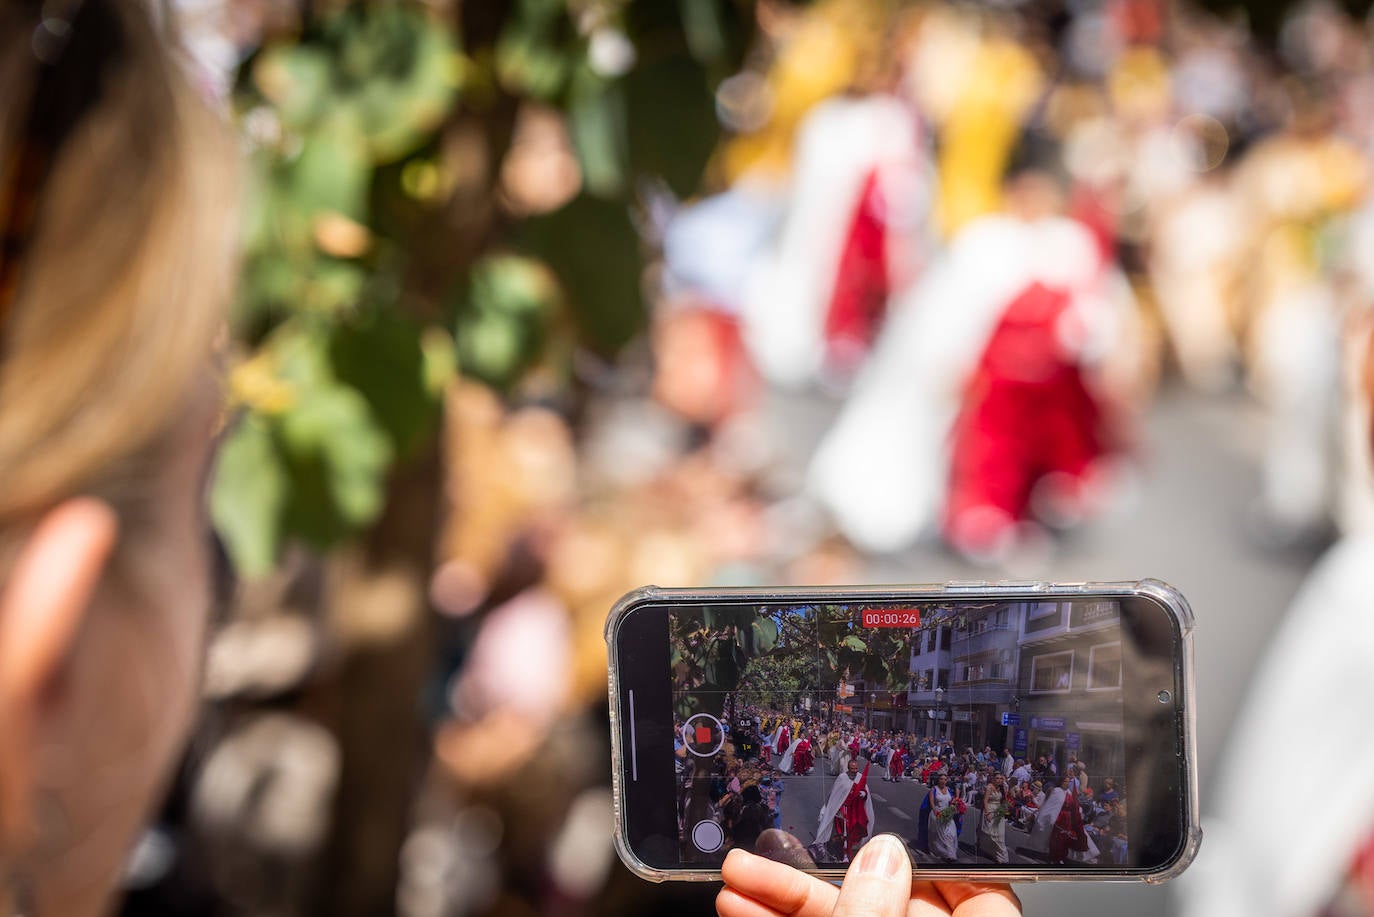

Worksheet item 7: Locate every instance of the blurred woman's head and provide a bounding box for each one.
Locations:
[0,2,237,914]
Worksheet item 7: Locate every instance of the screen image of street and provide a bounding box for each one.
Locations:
[670,601,1127,868]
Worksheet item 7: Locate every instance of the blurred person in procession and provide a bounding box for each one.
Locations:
[732,0,932,391]
[0,2,239,915]
[809,127,1143,561]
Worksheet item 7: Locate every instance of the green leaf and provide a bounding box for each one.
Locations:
[254,45,333,130]
[454,254,560,390]
[495,0,573,98]
[211,417,289,577]
[349,9,461,162]
[678,0,727,67]
[750,616,779,653]
[288,115,372,220]
[302,258,367,315]
[257,325,396,544]
[568,68,627,198]
[279,383,392,526]
[842,635,868,652]
[331,311,441,457]
[518,194,644,354]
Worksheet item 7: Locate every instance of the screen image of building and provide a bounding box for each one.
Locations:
[945,604,1021,752]
[1013,599,1125,788]
[905,621,951,738]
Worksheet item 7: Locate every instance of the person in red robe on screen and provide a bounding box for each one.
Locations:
[774,722,791,760]
[793,735,814,775]
[837,761,873,860]
[887,744,905,782]
[816,758,876,863]
[1049,781,1089,864]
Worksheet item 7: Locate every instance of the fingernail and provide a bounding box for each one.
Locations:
[855,834,906,879]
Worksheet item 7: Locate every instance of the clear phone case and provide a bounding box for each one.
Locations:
[605,579,1200,884]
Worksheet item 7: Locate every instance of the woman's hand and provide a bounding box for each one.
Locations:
[716,834,1022,917]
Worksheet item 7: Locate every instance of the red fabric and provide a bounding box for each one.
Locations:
[652,305,756,426]
[1111,0,1164,43]
[1322,822,1374,914]
[943,282,1109,549]
[794,740,814,774]
[837,764,872,859]
[1068,184,1118,266]
[775,725,790,756]
[889,749,904,775]
[824,169,890,370]
[1049,791,1088,862]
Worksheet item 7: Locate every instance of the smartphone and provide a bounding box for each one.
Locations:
[605,580,1199,883]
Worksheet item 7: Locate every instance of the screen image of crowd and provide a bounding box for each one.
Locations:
[675,713,1127,869]
[670,602,1128,869]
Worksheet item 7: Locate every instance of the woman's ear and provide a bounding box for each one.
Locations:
[0,498,117,853]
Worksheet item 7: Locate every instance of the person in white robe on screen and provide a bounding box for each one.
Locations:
[816,758,876,861]
[778,737,802,774]
[1029,781,1068,853]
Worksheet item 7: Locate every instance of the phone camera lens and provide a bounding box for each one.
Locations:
[1157,689,1172,704]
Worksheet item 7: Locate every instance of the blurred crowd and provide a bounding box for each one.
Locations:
[125,0,1374,916]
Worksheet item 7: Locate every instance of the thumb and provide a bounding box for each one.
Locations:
[831,834,912,917]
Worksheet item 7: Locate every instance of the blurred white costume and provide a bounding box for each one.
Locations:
[740,94,929,388]
[778,738,801,774]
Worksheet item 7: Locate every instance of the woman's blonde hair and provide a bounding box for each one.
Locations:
[0,2,239,531]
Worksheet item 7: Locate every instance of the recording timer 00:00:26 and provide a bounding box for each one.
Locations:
[859,607,923,628]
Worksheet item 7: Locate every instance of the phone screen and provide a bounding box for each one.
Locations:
[612,590,1191,878]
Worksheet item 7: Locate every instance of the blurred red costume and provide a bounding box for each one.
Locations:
[824,169,890,370]
[944,281,1110,551]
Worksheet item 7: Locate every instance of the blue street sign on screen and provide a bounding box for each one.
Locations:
[1001,712,1022,726]
[1013,728,1028,752]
